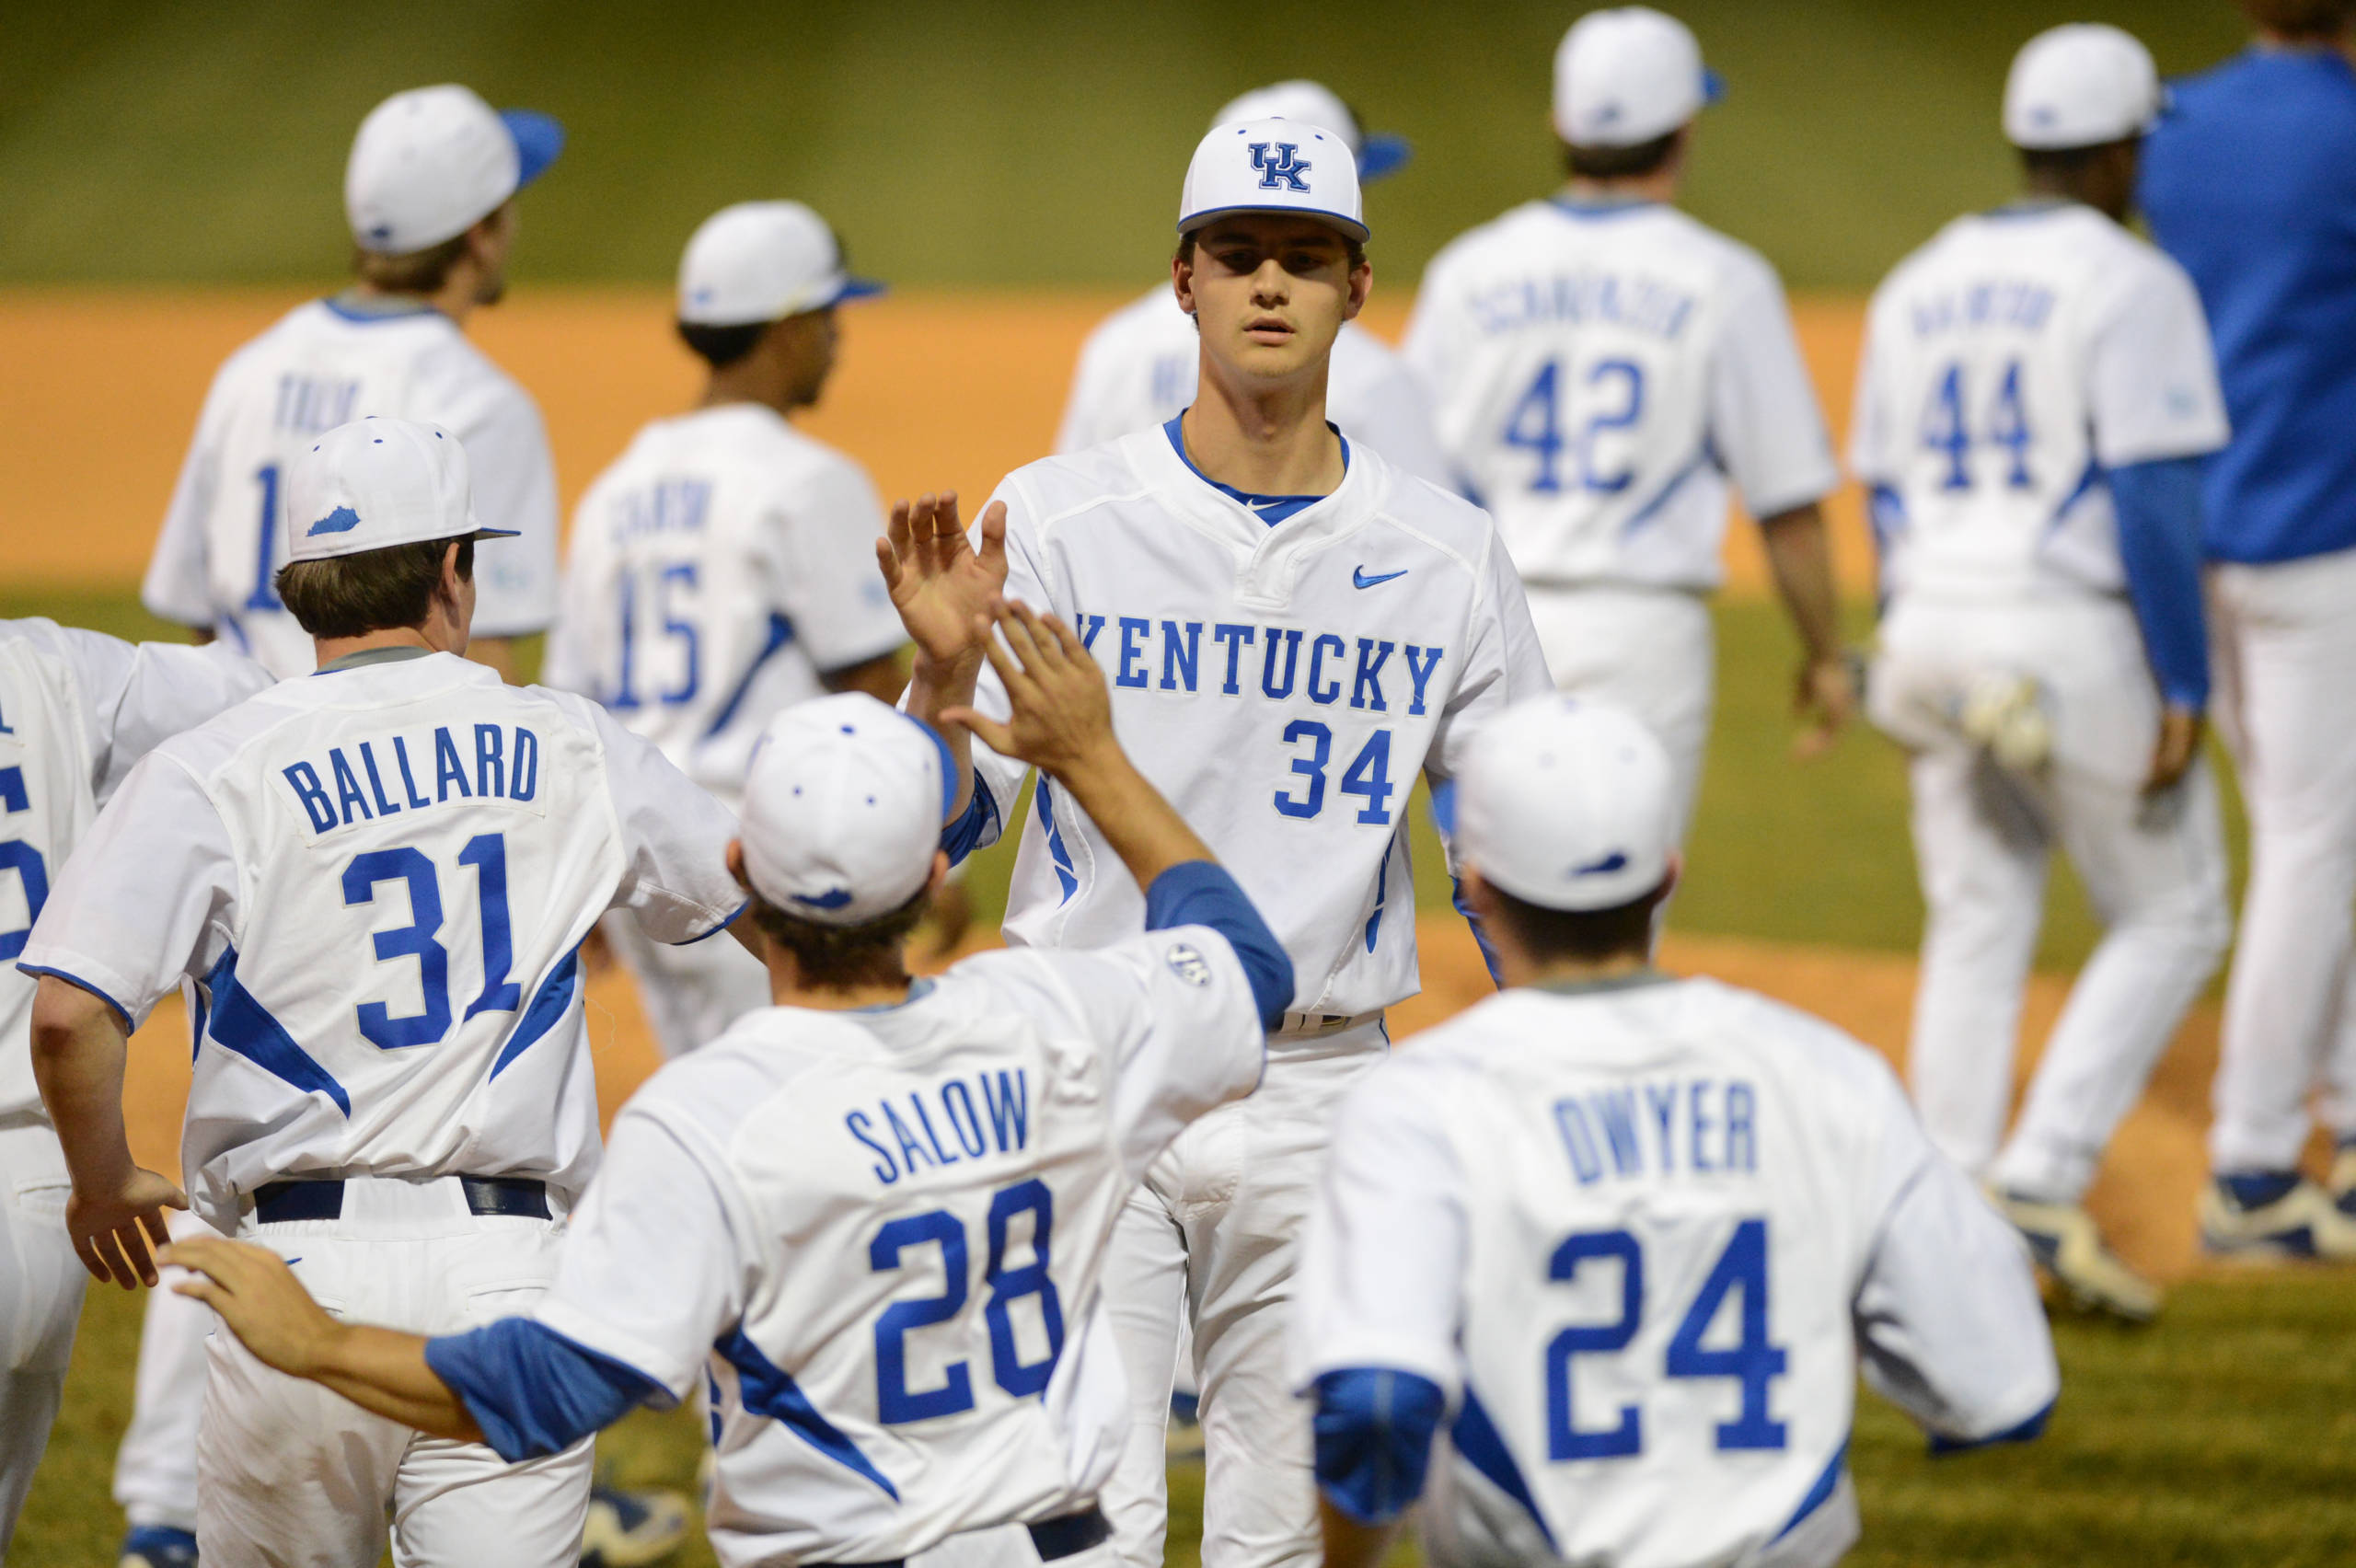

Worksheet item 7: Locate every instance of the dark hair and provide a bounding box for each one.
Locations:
[276,536,473,640]
[2017,139,2134,180]
[1484,875,1671,965]
[2238,0,2353,39]
[745,883,930,992]
[1175,227,1369,272]
[677,317,773,369]
[351,232,472,294]
[1563,130,1681,180]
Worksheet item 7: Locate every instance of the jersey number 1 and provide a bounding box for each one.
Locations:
[1544,1217,1788,1460]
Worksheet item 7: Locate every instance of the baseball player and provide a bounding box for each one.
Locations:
[2142,0,2356,1255]
[22,417,746,1567]
[1402,6,1851,841]
[898,118,1550,1568]
[144,605,1293,1568]
[543,201,909,1059]
[0,623,269,1555]
[1851,25,2234,1320]
[1291,697,2059,1568]
[141,84,563,681]
[1056,81,1454,490]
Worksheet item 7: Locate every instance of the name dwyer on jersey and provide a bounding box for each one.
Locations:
[1553,1074,1761,1185]
[847,1067,1033,1186]
[1074,611,1448,715]
[281,723,543,835]
[1462,269,1699,340]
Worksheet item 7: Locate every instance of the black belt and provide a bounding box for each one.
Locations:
[252,1176,549,1225]
[830,1505,1111,1568]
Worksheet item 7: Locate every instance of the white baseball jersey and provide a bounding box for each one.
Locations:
[0,622,271,1121]
[1293,975,2058,1568]
[1850,202,2231,605]
[961,430,1550,1023]
[143,297,561,676]
[542,403,907,804]
[17,651,742,1229]
[526,931,1265,1566]
[1403,200,1838,590]
[1057,289,1456,490]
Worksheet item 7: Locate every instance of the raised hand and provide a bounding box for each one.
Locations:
[876,492,1009,671]
[941,600,1117,781]
[68,1165,188,1288]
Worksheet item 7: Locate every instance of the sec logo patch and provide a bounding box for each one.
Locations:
[1165,942,1213,988]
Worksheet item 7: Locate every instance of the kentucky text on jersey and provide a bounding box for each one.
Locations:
[1074,612,1447,714]
[846,1068,1032,1185]
[1908,282,2057,338]
[1553,1075,1760,1184]
[1465,270,1697,340]
[281,723,541,834]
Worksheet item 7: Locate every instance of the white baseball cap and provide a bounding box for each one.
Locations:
[2004,24,2165,150]
[345,85,564,255]
[676,201,886,328]
[1211,82,1411,182]
[1456,697,1677,913]
[1179,117,1368,243]
[739,695,953,926]
[1553,7,1724,148]
[286,418,516,564]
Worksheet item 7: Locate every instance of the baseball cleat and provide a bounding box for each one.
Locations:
[119,1526,200,1568]
[2331,1140,2356,1219]
[580,1483,691,1567]
[2200,1172,2356,1260]
[1959,673,2052,773]
[1993,1190,2161,1322]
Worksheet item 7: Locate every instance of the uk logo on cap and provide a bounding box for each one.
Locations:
[1250,143,1311,191]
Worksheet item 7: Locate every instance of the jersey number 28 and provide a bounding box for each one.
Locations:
[1545,1217,1787,1460]
[870,1177,1067,1424]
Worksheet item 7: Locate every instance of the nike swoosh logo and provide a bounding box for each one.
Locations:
[1353,567,1408,590]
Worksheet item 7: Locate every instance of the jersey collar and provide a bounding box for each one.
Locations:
[312,644,437,676]
[321,291,445,326]
[1160,413,1350,528]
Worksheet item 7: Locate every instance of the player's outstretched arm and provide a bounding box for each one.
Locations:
[1757,501,1855,757]
[878,491,1008,817]
[161,1236,485,1441]
[29,975,187,1289]
[944,599,1213,891]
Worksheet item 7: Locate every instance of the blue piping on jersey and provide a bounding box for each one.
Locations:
[1034,777,1080,905]
[1928,1393,2055,1455]
[2044,456,2106,536]
[1450,1386,1557,1551]
[201,945,351,1114]
[16,963,134,1033]
[675,900,750,947]
[1618,453,1709,538]
[490,948,580,1080]
[701,613,798,740]
[1773,1434,1849,1542]
[1364,840,1393,954]
[714,1324,901,1500]
[319,292,442,326]
[1162,414,1349,526]
[1546,195,1660,220]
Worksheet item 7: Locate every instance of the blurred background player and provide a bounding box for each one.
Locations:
[26,420,739,1567]
[898,119,1548,1568]
[2142,0,2356,1255]
[140,85,564,681]
[150,614,1292,1568]
[0,622,268,1556]
[1403,6,1850,839]
[543,201,910,1059]
[1055,81,1453,489]
[1292,697,2057,1568]
[1854,26,2233,1319]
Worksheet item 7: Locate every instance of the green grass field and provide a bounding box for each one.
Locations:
[3,1,2250,293]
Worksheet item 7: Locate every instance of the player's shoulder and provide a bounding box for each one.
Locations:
[609,1007,852,1156]
[994,434,1161,529]
[1646,206,1787,297]
[1080,286,1191,354]
[1418,199,1565,281]
[1358,444,1506,562]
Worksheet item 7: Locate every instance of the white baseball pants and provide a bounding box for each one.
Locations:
[194,1175,592,1568]
[599,907,771,1059]
[0,1120,83,1553]
[2206,545,2356,1172]
[112,1208,218,1534]
[1521,585,1715,845]
[1875,595,2231,1201]
[1097,1028,1383,1568]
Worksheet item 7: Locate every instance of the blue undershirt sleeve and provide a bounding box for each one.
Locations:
[1927,1393,2056,1457]
[938,784,999,868]
[1311,1367,1449,1525]
[1143,860,1294,1032]
[423,1318,670,1463]
[1427,778,1506,990]
[2109,455,2211,712]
